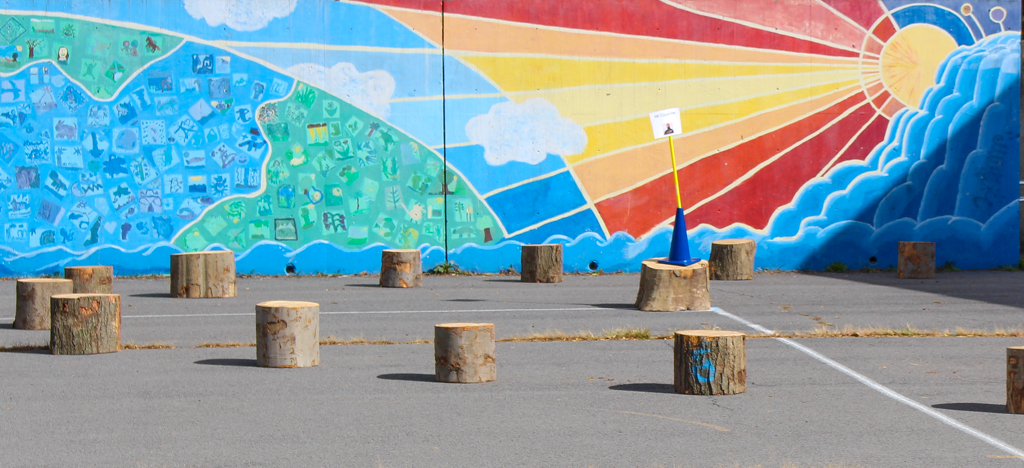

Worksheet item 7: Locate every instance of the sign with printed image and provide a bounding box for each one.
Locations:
[648,108,681,140]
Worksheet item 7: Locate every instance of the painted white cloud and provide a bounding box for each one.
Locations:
[286,63,396,118]
[183,0,297,32]
[466,98,587,166]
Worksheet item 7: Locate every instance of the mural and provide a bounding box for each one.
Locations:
[0,0,1017,275]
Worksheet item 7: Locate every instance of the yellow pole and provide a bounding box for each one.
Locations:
[668,136,682,209]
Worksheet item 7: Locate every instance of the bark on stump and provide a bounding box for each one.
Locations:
[380,249,422,288]
[64,266,113,294]
[14,278,74,330]
[635,259,711,311]
[435,323,496,383]
[520,244,563,283]
[709,239,756,280]
[255,301,320,368]
[1008,347,1024,414]
[170,251,237,298]
[50,294,121,355]
[898,241,935,279]
[674,330,746,395]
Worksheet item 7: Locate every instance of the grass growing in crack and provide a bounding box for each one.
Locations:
[939,260,960,272]
[0,344,48,352]
[320,336,431,346]
[501,327,651,342]
[825,261,847,273]
[121,342,176,350]
[194,341,256,348]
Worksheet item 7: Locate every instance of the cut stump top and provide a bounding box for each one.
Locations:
[18,278,74,284]
[641,258,708,270]
[711,239,754,246]
[675,330,745,338]
[256,300,320,309]
[51,293,120,300]
[1009,346,1024,351]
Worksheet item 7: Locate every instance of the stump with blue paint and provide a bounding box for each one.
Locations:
[674,330,746,395]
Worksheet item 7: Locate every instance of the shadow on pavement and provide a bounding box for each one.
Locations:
[130,292,173,298]
[194,358,257,367]
[799,271,1024,310]
[0,322,13,329]
[588,303,637,310]
[345,283,382,288]
[482,278,522,283]
[377,373,438,383]
[0,346,50,354]
[608,383,675,394]
[932,402,1007,414]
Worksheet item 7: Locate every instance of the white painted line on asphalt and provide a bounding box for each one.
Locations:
[0,306,708,321]
[712,307,1024,462]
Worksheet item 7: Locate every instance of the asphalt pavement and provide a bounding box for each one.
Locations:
[0,270,1022,467]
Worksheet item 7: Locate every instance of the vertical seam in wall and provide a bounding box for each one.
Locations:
[441,0,450,262]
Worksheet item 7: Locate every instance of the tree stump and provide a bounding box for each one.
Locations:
[709,239,756,280]
[170,251,237,298]
[435,323,496,383]
[674,330,746,395]
[14,278,74,330]
[635,258,711,311]
[898,241,935,279]
[1007,347,1024,414]
[380,249,422,288]
[255,301,320,368]
[64,265,113,294]
[50,294,121,355]
[520,244,563,283]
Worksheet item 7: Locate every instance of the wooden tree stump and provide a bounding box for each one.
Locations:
[435,323,496,383]
[380,249,422,288]
[898,241,935,279]
[255,301,320,368]
[709,239,756,280]
[520,244,563,283]
[1007,347,1024,414]
[14,278,74,330]
[50,294,121,355]
[674,330,746,395]
[64,265,113,294]
[170,251,237,298]
[635,259,711,311]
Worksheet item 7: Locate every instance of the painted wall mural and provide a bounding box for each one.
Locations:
[0,0,1017,275]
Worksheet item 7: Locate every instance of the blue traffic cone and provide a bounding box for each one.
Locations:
[660,207,700,266]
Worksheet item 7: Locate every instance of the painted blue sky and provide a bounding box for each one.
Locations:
[0,0,435,49]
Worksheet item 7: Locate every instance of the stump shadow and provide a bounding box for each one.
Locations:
[345,283,383,288]
[608,383,675,394]
[482,278,522,283]
[194,358,257,367]
[129,292,174,298]
[0,346,50,354]
[931,402,1007,414]
[377,373,438,383]
[589,303,637,310]
[0,322,13,329]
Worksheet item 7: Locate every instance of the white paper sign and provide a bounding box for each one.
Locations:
[649,108,682,140]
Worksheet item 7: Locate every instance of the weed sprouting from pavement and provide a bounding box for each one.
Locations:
[825,261,847,273]
[122,342,176,350]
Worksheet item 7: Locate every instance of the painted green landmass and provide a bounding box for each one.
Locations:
[0,14,182,99]
[173,81,500,252]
